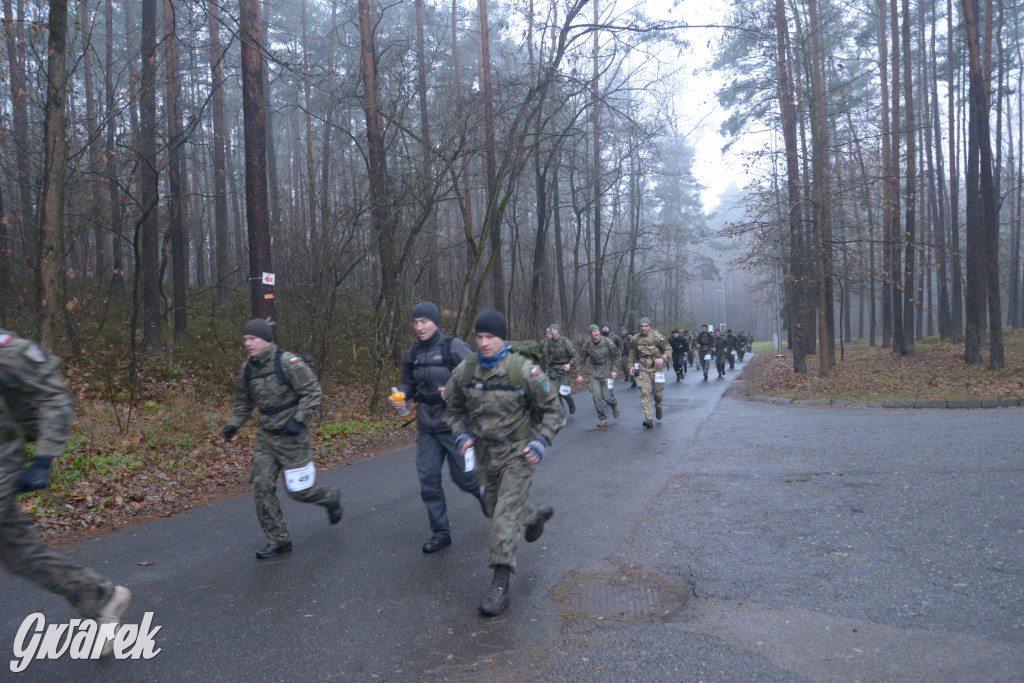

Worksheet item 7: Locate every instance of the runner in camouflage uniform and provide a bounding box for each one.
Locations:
[444,310,565,616]
[713,329,730,377]
[628,317,671,428]
[541,324,576,415]
[574,324,620,427]
[0,330,130,655]
[223,319,342,559]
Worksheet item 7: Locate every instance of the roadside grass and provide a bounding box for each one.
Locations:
[752,341,777,354]
[748,329,1024,402]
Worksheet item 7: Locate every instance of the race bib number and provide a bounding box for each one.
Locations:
[633,363,640,371]
[559,385,571,396]
[607,378,614,390]
[464,447,475,472]
[704,354,711,361]
[654,372,666,384]
[732,350,737,357]
[284,462,316,492]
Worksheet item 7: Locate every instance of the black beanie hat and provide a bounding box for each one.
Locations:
[474,309,507,340]
[242,318,273,342]
[412,301,441,325]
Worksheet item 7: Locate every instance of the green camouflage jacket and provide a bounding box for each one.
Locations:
[628,329,671,372]
[230,343,321,433]
[541,336,576,372]
[573,336,619,379]
[443,351,565,445]
[0,331,74,459]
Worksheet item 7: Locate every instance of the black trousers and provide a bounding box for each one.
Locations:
[416,430,482,536]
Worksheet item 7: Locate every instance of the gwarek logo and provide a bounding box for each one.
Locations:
[9,612,161,672]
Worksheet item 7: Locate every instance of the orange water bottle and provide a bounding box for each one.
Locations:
[391,387,411,417]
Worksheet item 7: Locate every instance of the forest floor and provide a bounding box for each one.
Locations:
[748,327,1024,402]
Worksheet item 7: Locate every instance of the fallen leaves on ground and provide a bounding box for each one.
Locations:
[27,382,413,547]
[749,330,1024,402]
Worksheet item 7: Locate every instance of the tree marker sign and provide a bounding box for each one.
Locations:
[264,293,274,300]
[262,272,275,285]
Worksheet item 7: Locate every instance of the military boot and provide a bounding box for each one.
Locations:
[656,404,663,420]
[479,565,511,616]
[256,541,293,559]
[612,404,620,419]
[525,505,554,542]
[597,418,608,428]
[566,395,576,415]
[327,489,343,525]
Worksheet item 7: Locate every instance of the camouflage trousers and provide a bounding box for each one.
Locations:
[250,429,339,544]
[0,439,113,618]
[477,440,543,571]
[548,366,574,408]
[588,376,617,421]
[636,369,665,421]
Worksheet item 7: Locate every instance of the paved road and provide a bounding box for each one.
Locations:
[2,357,1022,681]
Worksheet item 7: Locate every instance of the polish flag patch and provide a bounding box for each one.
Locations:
[290,357,300,363]
[0,334,10,346]
[530,366,539,376]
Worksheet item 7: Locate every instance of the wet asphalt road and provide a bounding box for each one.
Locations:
[1,355,1022,681]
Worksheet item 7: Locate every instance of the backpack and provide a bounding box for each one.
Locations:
[410,333,457,372]
[459,341,549,441]
[244,348,313,391]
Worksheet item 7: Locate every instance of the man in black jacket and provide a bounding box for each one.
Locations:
[392,302,486,553]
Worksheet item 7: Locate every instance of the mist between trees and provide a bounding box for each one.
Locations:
[714,0,1017,376]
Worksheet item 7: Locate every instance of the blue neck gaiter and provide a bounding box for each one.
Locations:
[478,343,509,369]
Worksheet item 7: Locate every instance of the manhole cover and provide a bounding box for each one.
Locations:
[552,562,692,624]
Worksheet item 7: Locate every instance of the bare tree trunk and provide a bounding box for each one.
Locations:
[163,0,187,340]
[591,0,603,324]
[209,1,230,305]
[4,0,32,273]
[477,0,504,313]
[104,0,123,292]
[899,0,916,355]
[36,0,69,347]
[889,0,904,355]
[775,0,806,372]
[320,0,338,246]
[80,0,106,283]
[140,0,162,353]
[930,0,952,338]
[877,0,893,349]
[554,159,567,321]
[414,0,437,299]
[262,0,280,232]
[301,0,316,243]
[961,0,996,365]
[949,0,964,342]
[240,0,274,320]
[808,0,833,375]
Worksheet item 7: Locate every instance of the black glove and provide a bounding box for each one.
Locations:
[16,456,54,494]
[526,435,550,463]
[222,425,237,440]
[284,419,304,435]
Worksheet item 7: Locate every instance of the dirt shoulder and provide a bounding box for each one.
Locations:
[745,331,1024,403]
